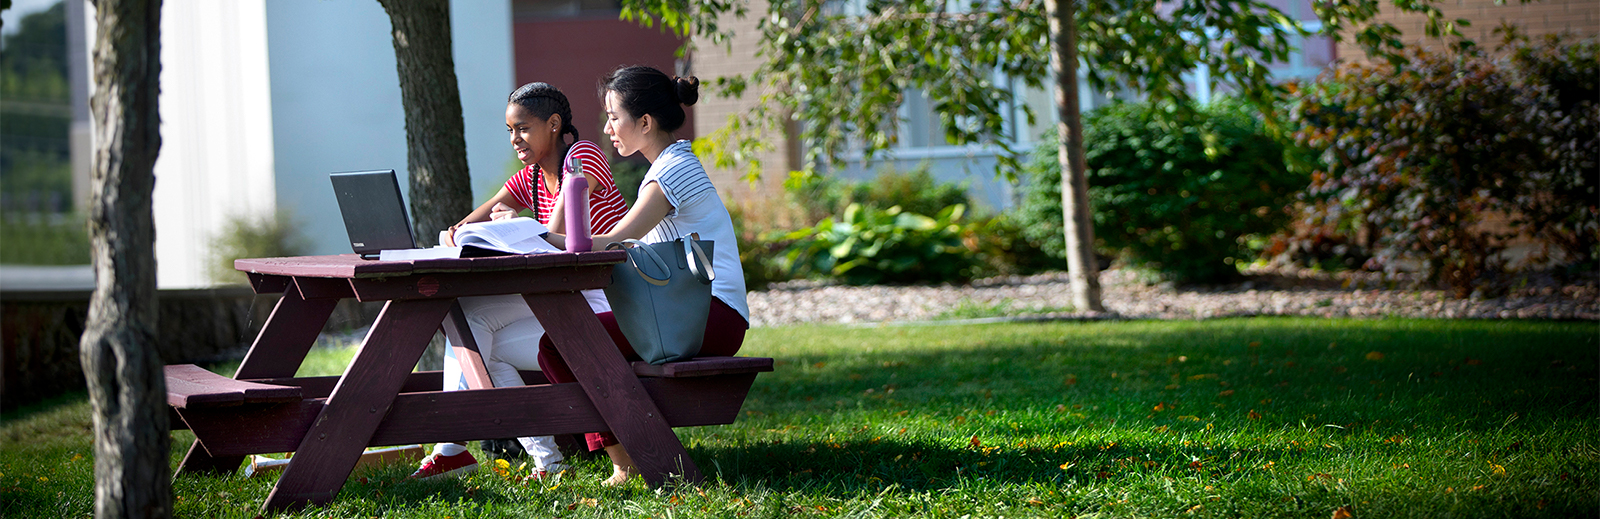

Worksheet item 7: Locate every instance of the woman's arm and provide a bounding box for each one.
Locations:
[546,181,671,250]
[546,169,600,236]
[447,187,527,246]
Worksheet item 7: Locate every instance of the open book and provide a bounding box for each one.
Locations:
[378,218,559,261]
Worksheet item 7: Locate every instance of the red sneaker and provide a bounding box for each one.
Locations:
[409,451,478,480]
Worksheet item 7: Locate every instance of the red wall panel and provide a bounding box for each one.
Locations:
[512,17,693,150]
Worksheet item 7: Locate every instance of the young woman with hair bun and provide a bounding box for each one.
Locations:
[412,82,629,482]
[539,65,749,486]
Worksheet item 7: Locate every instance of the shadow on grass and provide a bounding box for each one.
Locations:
[691,437,1322,492]
[740,319,1599,435]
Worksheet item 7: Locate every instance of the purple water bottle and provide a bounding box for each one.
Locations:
[562,156,592,252]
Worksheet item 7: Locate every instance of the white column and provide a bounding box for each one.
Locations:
[151,0,276,288]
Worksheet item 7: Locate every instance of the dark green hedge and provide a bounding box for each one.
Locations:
[1016,99,1305,283]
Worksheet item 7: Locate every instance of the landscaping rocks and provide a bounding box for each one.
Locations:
[746,268,1599,326]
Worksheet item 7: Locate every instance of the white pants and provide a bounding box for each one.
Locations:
[444,289,610,469]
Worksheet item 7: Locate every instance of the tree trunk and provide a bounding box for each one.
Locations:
[81,0,172,517]
[1044,0,1105,312]
[378,0,472,370]
[377,0,473,251]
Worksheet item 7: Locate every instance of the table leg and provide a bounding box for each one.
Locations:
[176,285,338,476]
[525,291,703,487]
[262,298,454,512]
[439,302,495,390]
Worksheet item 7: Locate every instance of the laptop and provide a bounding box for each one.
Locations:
[330,170,416,259]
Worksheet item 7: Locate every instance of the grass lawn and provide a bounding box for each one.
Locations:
[2,318,1596,518]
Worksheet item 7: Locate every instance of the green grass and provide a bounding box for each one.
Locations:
[2,318,1595,518]
[934,297,1075,320]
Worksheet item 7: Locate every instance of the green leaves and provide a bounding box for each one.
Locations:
[778,202,977,285]
[623,0,1475,183]
[1291,35,1599,296]
[1016,99,1304,283]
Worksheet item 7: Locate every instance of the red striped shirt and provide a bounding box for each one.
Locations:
[503,140,627,234]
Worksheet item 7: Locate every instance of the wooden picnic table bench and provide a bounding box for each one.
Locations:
[163,252,772,513]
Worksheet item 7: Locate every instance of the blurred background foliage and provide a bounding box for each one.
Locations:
[732,31,1596,295]
[206,212,310,286]
[1014,100,1304,284]
[2,2,84,266]
[1290,31,1598,297]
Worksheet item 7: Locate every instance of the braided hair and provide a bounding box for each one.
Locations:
[508,82,580,145]
[601,65,698,133]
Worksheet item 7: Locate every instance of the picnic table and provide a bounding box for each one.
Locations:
[164,252,772,512]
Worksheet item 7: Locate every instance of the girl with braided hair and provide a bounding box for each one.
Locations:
[449,82,627,235]
[413,83,627,482]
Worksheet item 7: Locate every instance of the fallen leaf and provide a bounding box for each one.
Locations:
[1491,463,1506,476]
[1219,389,1235,397]
[1365,351,1385,361]
[1331,505,1354,519]
[1466,357,1482,365]
[970,436,982,448]
[1248,410,1262,420]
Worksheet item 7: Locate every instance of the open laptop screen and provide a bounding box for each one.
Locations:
[330,170,416,258]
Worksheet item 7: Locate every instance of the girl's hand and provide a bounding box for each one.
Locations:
[444,224,460,247]
[489,203,518,221]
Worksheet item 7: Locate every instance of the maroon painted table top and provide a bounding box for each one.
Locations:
[234,250,627,279]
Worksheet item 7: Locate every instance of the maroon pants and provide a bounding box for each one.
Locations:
[537,297,748,451]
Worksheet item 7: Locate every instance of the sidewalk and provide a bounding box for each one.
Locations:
[0,264,95,292]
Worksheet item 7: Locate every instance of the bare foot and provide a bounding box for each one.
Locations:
[601,464,640,487]
[601,444,640,487]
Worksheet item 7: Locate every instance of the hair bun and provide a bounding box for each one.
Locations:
[672,76,700,107]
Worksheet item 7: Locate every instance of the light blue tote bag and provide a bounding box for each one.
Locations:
[602,236,715,365]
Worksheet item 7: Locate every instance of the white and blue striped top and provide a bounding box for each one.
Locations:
[640,140,749,322]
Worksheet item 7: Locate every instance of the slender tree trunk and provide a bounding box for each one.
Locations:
[81,0,172,517]
[377,0,472,249]
[378,0,472,370]
[1044,0,1104,312]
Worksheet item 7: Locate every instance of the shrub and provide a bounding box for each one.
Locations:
[1016,99,1305,283]
[784,165,970,225]
[207,212,310,285]
[1292,33,1599,296]
[727,201,798,290]
[776,203,977,285]
[0,213,89,265]
[965,213,1069,278]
